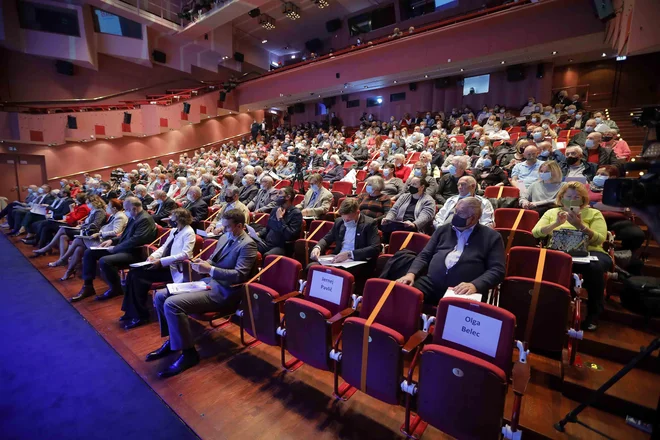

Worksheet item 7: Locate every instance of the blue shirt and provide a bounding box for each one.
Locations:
[340,217,358,254]
[512,160,542,189]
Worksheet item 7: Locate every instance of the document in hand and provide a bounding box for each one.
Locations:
[31,205,47,215]
[196,229,220,239]
[443,288,483,303]
[167,281,210,295]
[90,246,114,251]
[317,255,367,269]
[129,261,154,268]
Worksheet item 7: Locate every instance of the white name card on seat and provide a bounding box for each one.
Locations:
[308,270,344,305]
[441,305,502,358]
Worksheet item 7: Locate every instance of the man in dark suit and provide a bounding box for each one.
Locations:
[250,186,302,256]
[182,186,208,228]
[397,197,505,305]
[152,190,178,226]
[238,174,259,205]
[134,184,154,210]
[99,182,118,203]
[21,189,73,242]
[310,198,381,290]
[72,197,157,302]
[8,185,56,235]
[246,176,277,213]
[146,209,257,378]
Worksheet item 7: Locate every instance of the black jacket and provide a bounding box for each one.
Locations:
[201,184,219,204]
[48,197,73,220]
[258,206,303,249]
[238,184,259,205]
[435,174,460,205]
[152,197,178,224]
[183,197,209,223]
[100,190,118,204]
[110,210,157,254]
[317,214,381,261]
[139,194,154,211]
[560,159,597,182]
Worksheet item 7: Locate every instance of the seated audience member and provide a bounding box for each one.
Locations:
[436,156,469,205]
[44,197,122,279]
[520,97,537,117]
[472,141,493,168]
[99,182,118,203]
[295,173,333,220]
[238,174,259,205]
[147,209,257,378]
[488,121,510,141]
[392,154,411,182]
[207,185,250,235]
[537,140,565,163]
[532,182,609,331]
[182,186,208,227]
[366,161,382,178]
[474,153,509,188]
[134,185,154,210]
[246,176,277,213]
[305,148,325,174]
[419,151,441,178]
[568,118,597,150]
[397,197,505,305]
[20,189,73,241]
[584,132,617,166]
[28,193,90,248]
[7,185,55,234]
[168,177,188,201]
[433,176,494,228]
[593,111,619,131]
[121,208,197,330]
[310,198,381,288]
[200,174,220,204]
[321,155,345,183]
[250,187,302,256]
[0,184,39,228]
[511,146,541,190]
[152,190,179,227]
[520,160,566,216]
[566,108,587,130]
[441,141,466,172]
[403,162,439,198]
[381,163,405,196]
[118,181,134,200]
[357,176,392,223]
[382,177,436,235]
[601,129,630,160]
[71,197,157,303]
[562,146,597,181]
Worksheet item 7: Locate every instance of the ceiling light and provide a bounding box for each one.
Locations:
[425,75,428,78]
[262,39,268,44]
[291,55,296,59]
[271,61,279,67]
[460,68,464,72]
[447,58,451,63]
[568,58,573,62]
[616,55,627,61]
[500,61,505,64]
[393,80,397,84]
[282,2,301,20]
[259,14,276,30]
[376,98,383,104]
[318,95,321,97]
[313,0,329,8]
[552,51,557,55]
[601,52,607,57]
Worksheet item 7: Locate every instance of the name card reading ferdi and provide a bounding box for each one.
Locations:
[441,305,503,358]
[309,270,344,305]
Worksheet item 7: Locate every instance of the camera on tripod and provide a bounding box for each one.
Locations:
[602,106,660,207]
[109,169,124,182]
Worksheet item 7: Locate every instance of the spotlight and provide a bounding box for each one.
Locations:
[500,61,506,64]
[262,39,268,44]
[259,14,276,30]
[248,8,261,18]
[425,75,428,78]
[616,55,627,61]
[460,68,464,72]
[393,80,397,83]
[376,98,383,104]
[282,2,301,20]
[291,55,296,59]
[552,51,557,55]
[271,61,279,67]
[601,52,607,57]
[313,0,329,8]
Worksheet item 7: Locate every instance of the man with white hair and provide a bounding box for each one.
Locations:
[247,176,277,213]
[511,146,541,189]
[322,154,345,183]
[238,174,258,205]
[182,186,208,226]
[118,181,134,201]
[436,156,469,205]
[397,197,505,305]
[168,176,188,200]
[433,176,494,229]
[584,131,617,166]
[134,184,154,210]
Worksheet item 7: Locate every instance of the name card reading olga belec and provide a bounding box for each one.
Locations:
[309,270,344,305]
[441,305,503,358]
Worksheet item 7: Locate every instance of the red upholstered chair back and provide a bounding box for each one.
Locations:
[359,279,423,341]
[356,181,366,194]
[200,239,218,259]
[496,229,539,249]
[484,186,520,199]
[303,265,354,316]
[356,170,367,182]
[433,298,516,378]
[509,126,523,133]
[155,225,171,246]
[388,231,431,254]
[494,208,539,232]
[307,220,333,241]
[192,235,204,255]
[253,213,270,227]
[506,246,573,289]
[293,194,305,206]
[332,181,353,195]
[343,161,357,170]
[259,255,301,296]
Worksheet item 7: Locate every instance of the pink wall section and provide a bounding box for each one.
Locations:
[290,65,553,127]
[0,111,263,181]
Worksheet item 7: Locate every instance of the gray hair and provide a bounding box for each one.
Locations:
[244,173,256,184]
[225,185,240,197]
[456,197,482,218]
[123,196,143,209]
[365,175,385,192]
[261,176,274,187]
[188,185,202,198]
[134,184,147,194]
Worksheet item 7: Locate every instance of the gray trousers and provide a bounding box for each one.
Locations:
[154,287,226,351]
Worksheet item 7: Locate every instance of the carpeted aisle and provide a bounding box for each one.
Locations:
[0,234,199,440]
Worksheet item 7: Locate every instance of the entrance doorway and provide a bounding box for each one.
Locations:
[0,154,47,203]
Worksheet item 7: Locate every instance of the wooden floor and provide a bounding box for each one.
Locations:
[7,236,654,440]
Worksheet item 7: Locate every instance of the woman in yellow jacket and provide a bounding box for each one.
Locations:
[532,181,610,331]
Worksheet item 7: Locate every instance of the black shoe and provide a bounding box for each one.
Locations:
[118,314,130,322]
[95,288,122,301]
[158,350,200,378]
[71,285,96,303]
[145,340,172,362]
[21,238,36,245]
[123,318,148,330]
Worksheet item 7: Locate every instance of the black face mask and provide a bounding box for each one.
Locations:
[225,196,234,203]
[603,136,614,142]
[276,196,287,206]
[170,219,178,227]
[566,156,579,165]
[451,214,468,228]
[409,187,419,195]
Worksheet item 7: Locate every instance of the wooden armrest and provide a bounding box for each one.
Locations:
[327,307,356,325]
[272,290,303,304]
[402,330,430,354]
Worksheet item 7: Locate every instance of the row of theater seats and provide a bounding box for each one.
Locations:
[134,210,585,438]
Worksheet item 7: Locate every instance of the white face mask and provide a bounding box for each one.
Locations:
[38,188,45,194]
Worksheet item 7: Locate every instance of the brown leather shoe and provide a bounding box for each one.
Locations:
[71,285,96,303]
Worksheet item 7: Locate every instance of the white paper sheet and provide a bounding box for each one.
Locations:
[308,269,344,305]
[443,288,483,303]
[317,255,367,269]
[129,261,154,268]
[90,246,114,251]
[167,281,210,295]
[441,305,503,358]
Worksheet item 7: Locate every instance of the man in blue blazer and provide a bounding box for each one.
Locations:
[397,197,505,305]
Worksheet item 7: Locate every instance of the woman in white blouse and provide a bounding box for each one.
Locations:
[120,208,197,329]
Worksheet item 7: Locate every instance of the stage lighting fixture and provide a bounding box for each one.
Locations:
[313,0,329,8]
[259,14,276,30]
[283,2,301,20]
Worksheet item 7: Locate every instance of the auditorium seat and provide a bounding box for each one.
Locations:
[484,186,520,199]
[331,181,352,196]
[494,208,539,232]
[293,220,334,270]
[374,232,430,277]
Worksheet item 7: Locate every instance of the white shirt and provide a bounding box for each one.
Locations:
[340,217,358,255]
[445,225,476,270]
[433,195,494,229]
